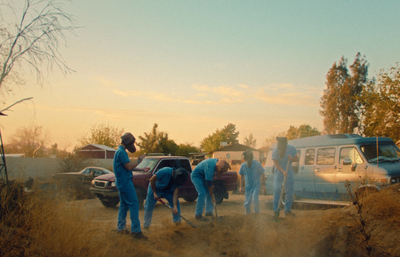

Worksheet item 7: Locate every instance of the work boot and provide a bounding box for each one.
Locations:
[205,213,214,217]
[117,229,130,235]
[285,211,295,217]
[131,232,148,240]
[195,215,208,221]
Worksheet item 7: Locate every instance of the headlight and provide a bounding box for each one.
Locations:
[111,182,116,187]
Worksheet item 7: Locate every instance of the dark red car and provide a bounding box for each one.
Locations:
[90,156,238,208]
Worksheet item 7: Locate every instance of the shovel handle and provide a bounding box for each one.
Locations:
[157,198,198,228]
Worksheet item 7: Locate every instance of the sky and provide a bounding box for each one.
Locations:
[1,0,400,151]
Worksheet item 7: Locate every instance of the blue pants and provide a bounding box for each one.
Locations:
[117,180,141,233]
[143,186,181,227]
[244,185,260,214]
[191,175,213,216]
[273,176,294,213]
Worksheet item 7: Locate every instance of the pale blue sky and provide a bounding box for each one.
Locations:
[2,0,400,150]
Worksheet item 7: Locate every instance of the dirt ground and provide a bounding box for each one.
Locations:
[73,185,400,257]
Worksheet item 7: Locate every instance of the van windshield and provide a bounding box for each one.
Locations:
[360,144,400,163]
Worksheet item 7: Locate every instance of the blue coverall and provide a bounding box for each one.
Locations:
[114,145,142,233]
[191,158,218,216]
[239,160,265,214]
[272,145,297,213]
[143,167,181,228]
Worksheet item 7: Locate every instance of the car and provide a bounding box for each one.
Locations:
[90,156,238,208]
[52,166,113,186]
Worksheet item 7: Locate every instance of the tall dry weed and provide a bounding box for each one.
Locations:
[0,182,109,257]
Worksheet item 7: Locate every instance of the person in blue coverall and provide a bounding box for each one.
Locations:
[272,137,299,217]
[114,132,150,240]
[239,150,265,215]
[143,167,189,229]
[191,158,231,221]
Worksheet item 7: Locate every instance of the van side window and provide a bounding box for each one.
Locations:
[305,149,315,165]
[316,148,335,165]
[340,147,363,164]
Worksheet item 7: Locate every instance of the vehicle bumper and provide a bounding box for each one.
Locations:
[90,187,119,198]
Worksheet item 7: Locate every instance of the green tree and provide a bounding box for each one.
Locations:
[201,123,239,153]
[243,133,256,148]
[361,64,400,142]
[78,124,124,148]
[286,124,321,140]
[159,137,179,155]
[320,53,369,134]
[137,123,168,153]
[176,143,199,157]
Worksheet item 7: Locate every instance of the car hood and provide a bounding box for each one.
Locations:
[53,172,80,177]
[95,171,151,181]
[94,173,116,181]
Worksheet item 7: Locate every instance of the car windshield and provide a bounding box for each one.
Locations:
[360,144,400,163]
[135,158,158,172]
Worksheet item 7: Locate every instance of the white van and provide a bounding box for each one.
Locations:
[264,134,400,204]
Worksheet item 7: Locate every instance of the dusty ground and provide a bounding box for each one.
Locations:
[71,185,400,257]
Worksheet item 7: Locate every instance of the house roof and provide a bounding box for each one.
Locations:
[79,144,116,152]
[211,144,259,153]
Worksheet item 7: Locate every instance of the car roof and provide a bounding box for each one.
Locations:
[143,156,189,160]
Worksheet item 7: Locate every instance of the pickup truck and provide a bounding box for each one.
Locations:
[90,156,238,208]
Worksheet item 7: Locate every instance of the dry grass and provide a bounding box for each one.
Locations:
[1,180,400,257]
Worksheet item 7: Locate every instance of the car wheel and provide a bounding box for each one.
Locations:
[213,185,224,204]
[136,188,145,209]
[101,198,119,208]
[183,194,198,202]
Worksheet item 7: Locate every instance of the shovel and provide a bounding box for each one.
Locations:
[213,202,223,221]
[275,161,290,222]
[157,198,198,228]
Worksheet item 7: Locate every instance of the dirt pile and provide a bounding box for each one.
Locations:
[104,184,400,257]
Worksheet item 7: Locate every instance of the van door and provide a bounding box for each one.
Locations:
[336,146,364,197]
[314,147,338,199]
[298,148,316,198]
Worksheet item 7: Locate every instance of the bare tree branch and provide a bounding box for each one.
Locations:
[0,0,79,94]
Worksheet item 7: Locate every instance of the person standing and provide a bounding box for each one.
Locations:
[114,132,149,240]
[239,150,265,215]
[191,158,231,221]
[272,137,299,217]
[143,167,189,229]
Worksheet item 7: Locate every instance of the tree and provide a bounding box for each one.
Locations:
[243,133,256,148]
[201,123,239,153]
[176,143,199,157]
[320,53,369,134]
[78,123,124,148]
[261,131,286,151]
[286,124,321,140]
[361,63,400,142]
[0,0,77,97]
[5,125,50,157]
[137,123,168,153]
